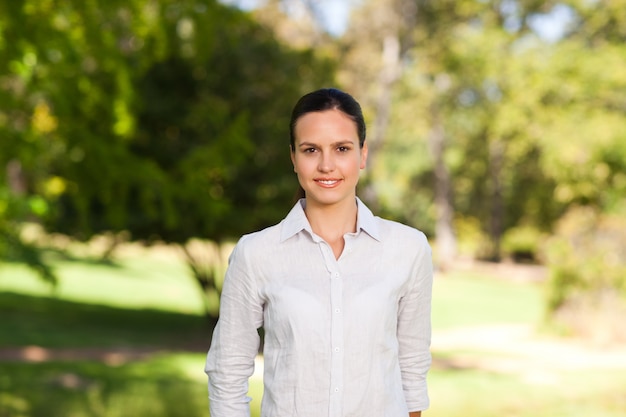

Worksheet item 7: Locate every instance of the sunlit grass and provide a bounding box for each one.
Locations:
[3,353,624,417]
[0,354,209,417]
[426,367,626,417]
[432,268,545,329]
[0,252,211,349]
[0,254,205,314]
[1,251,624,417]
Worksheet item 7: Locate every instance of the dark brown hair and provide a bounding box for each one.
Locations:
[289,88,366,151]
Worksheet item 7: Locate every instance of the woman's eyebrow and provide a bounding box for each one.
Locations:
[298,140,355,148]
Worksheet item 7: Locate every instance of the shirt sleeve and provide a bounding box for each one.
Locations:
[205,236,264,417]
[397,232,433,412]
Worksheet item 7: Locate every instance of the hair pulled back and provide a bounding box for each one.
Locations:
[289,88,366,150]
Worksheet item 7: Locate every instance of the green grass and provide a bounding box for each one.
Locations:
[0,254,212,349]
[1,252,624,417]
[0,354,209,417]
[0,292,210,348]
[432,269,545,330]
[0,252,218,417]
[427,367,626,417]
[0,255,206,314]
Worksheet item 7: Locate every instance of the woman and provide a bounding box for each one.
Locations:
[205,88,433,417]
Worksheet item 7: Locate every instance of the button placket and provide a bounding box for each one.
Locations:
[317,239,344,416]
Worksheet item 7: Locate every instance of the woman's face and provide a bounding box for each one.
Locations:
[291,108,368,209]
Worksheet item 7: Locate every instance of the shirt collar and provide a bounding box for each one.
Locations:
[280,197,381,242]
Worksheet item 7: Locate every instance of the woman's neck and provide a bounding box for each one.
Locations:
[304,197,358,244]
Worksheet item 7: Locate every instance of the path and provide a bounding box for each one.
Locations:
[4,323,626,387]
[431,323,626,385]
[0,345,177,365]
[3,261,625,378]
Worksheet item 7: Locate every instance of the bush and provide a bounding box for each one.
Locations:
[545,206,626,344]
[501,225,545,263]
[454,215,491,259]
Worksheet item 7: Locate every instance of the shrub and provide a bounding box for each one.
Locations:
[501,225,545,263]
[545,206,626,344]
[454,215,491,259]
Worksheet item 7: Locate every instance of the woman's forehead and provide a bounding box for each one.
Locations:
[294,109,359,141]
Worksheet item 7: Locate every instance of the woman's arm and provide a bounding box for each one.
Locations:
[205,237,264,417]
[398,232,434,413]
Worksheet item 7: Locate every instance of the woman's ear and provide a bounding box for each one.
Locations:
[290,146,297,172]
[360,141,369,170]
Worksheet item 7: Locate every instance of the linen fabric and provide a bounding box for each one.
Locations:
[205,198,433,417]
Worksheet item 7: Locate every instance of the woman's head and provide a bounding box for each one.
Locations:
[289,88,366,151]
[289,88,368,205]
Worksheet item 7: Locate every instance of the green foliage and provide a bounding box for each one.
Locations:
[356,0,626,263]
[545,207,626,309]
[536,41,626,212]
[0,356,209,417]
[501,225,545,263]
[545,206,626,341]
[453,215,490,259]
[0,187,56,286]
[0,0,334,311]
[0,0,333,242]
[3,0,626,324]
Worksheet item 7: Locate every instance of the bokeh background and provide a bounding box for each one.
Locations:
[1,1,625,416]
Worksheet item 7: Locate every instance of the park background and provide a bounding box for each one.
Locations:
[1,0,625,416]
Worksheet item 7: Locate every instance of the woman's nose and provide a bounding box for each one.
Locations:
[318,152,335,172]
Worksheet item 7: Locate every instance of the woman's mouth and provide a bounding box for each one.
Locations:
[315,179,340,186]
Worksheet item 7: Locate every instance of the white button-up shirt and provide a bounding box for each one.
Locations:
[205,198,433,417]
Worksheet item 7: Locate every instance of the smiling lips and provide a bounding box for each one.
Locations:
[315,178,342,187]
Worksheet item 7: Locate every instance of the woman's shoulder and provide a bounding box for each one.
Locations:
[376,216,430,247]
[237,222,282,248]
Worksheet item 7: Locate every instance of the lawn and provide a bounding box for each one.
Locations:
[431,268,545,329]
[1,248,624,417]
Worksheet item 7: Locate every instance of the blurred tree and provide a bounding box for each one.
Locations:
[537,0,626,334]
[334,0,463,269]
[341,0,624,262]
[246,0,626,337]
[0,0,334,317]
[0,0,63,284]
[536,0,626,214]
[0,185,57,286]
[251,0,329,48]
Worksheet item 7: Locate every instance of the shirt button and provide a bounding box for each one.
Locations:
[334,347,340,352]
[334,387,340,393]
[335,308,341,313]
[332,272,340,279]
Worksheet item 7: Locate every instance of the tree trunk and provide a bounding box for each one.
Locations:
[6,159,27,195]
[361,34,402,209]
[488,140,505,261]
[180,241,222,320]
[428,106,457,271]
[359,0,419,208]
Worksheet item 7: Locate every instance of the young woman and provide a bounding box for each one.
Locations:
[205,88,433,417]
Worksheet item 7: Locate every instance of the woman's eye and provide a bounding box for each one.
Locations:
[304,147,317,153]
[338,146,350,152]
